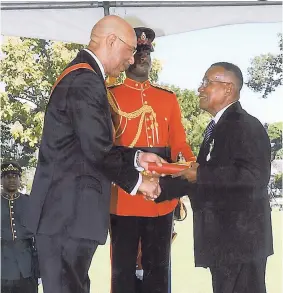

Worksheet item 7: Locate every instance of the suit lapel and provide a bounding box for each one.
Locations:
[197,101,242,164]
[197,136,207,164]
[73,50,106,90]
[72,50,113,137]
[216,101,242,125]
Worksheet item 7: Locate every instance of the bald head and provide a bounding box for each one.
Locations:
[90,15,136,48]
[87,15,137,77]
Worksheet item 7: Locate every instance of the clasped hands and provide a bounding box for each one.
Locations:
[137,152,199,201]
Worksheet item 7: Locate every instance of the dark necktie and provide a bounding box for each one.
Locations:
[203,120,216,147]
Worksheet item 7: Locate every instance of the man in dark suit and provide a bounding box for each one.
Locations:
[1,161,39,293]
[24,15,163,293]
[157,62,273,293]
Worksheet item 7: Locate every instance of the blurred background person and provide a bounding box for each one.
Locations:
[1,161,39,293]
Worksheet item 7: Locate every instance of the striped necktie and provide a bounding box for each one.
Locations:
[203,120,216,146]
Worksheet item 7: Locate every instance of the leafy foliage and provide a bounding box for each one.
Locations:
[274,173,282,190]
[0,37,85,166]
[167,86,210,156]
[246,33,282,98]
[266,122,283,161]
[3,36,280,171]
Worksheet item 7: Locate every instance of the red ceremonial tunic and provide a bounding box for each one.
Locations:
[108,78,195,217]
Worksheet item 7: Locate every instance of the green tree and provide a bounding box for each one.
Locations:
[1,36,206,171]
[0,37,85,167]
[246,33,282,98]
[266,122,283,161]
[149,59,163,83]
[275,148,283,160]
[168,86,210,155]
[0,37,164,168]
[274,173,282,190]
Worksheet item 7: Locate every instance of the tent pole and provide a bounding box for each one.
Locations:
[103,1,110,15]
[1,1,281,10]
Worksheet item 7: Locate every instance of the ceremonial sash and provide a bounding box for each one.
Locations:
[50,62,115,141]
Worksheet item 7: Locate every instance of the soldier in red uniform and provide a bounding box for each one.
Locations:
[108,27,195,293]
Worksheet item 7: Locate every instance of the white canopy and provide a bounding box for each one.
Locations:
[1,1,282,44]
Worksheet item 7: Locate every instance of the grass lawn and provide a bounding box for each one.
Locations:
[39,200,282,292]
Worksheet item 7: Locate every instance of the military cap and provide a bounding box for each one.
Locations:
[1,161,22,177]
[134,27,155,52]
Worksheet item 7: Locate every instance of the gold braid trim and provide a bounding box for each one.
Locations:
[107,89,157,147]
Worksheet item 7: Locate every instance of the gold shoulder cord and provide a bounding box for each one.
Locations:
[107,89,157,148]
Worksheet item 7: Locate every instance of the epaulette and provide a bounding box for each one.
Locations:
[151,84,174,93]
[107,82,123,89]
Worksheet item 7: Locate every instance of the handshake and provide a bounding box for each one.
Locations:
[137,152,199,201]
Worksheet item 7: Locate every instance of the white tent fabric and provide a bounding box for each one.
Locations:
[112,4,282,38]
[2,7,105,44]
[1,1,282,44]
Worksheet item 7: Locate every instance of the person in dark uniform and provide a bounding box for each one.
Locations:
[1,161,39,293]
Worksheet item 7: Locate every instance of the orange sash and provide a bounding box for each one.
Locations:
[51,63,94,95]
[50,62,115,141]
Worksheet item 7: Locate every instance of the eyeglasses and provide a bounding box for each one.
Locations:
[90,34,137,56]
[117,36,137,56]
[200,79,233,88]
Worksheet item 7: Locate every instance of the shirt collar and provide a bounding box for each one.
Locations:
[83,49,106,80]
[124,77,151,90]
[1,191,20,200]
[213,101,237,124]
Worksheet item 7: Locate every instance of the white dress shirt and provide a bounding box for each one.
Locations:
[83,48,106,80]
[213,101,237,124]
